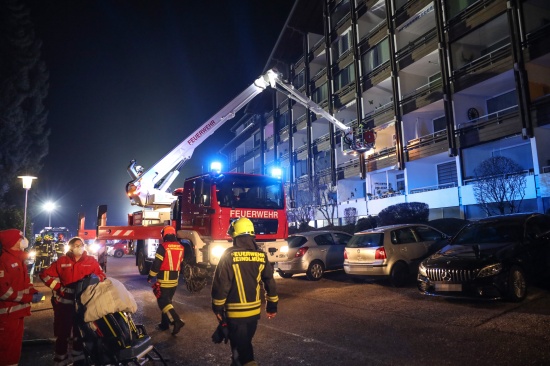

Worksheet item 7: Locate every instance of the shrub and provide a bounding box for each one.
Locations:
[378,202,429,226]
[355,216,377,232]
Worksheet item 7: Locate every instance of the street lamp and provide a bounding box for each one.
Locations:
[44,201,56,227]
[18,176,37,235]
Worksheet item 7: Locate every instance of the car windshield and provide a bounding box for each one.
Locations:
[347,233,383,248]
[287,236,308,248]
[453,221,523,244]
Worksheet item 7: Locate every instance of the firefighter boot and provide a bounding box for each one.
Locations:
[171,309,185,336]
[157,313,170,331]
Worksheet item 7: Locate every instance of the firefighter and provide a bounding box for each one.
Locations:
[0,229,43,366]
[147,225,185,335]
[211,217,278,366]
[40,236,106,366]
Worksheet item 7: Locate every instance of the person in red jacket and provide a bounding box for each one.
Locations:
[40,236,106,366]
[0,229,43,366]
[148,225,185,336]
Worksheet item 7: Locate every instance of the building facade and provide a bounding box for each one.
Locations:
[220,0,550,226]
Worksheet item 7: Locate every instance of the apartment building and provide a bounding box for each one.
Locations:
[220,0,550,225]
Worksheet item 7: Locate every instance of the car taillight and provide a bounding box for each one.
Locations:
[344,249,348,259]
[375,247,386,259]
[295,247,309,258]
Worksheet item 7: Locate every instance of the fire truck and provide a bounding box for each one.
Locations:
[78,69,369,291]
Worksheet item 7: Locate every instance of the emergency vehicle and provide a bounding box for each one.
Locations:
[78,69,370,286]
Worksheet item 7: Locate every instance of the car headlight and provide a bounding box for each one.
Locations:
[211,245,227,259]
[64,244,70,253]
[28,249,37,260]
[280,245,288,253]
[418,262,427,277]
[89,243,100,253]
[477,263,503,278]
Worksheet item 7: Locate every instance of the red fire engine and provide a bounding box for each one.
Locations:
[78,69,369,290]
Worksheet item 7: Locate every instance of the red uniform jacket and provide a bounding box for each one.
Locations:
[148,241,184,288]
[0,247,36,319]
[40,251,106,304]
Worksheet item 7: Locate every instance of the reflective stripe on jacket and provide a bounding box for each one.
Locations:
[148,241,184,288]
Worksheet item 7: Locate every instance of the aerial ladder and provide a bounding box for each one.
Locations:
[125,69,373,210]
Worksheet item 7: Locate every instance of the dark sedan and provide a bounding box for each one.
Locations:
[417,213,550,301]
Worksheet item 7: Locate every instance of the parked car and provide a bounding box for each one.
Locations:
[276,230,352,280]
[107,240,130,258]
[344,224,448,287]
[417,213,550,302]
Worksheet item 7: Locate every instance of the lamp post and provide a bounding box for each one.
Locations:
[44,201,56,227]
[18,176,37,235]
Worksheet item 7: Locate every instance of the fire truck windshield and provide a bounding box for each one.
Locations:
[215,175,284,210]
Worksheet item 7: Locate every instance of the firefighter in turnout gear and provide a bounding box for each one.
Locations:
[40,237,106,366]
[0,229,43,366]
[148,226,185,335]
[211,217,278,366]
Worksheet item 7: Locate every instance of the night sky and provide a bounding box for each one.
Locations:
[24,0,294,233]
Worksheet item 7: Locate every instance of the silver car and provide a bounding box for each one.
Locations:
[277,230,352,281]
[344,224,447,287]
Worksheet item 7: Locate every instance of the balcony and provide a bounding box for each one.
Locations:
[400,78,443,115]
[394,0,433,28]
[531,94,550,128]
[524,22,550,62]
[408,185,460,209]
[447,0,508,42]
[363,102,395,128]
[451,44,513,92]
[334,83,356,109]
[358,21,387,53]
[293,114,308,132]
[456,106,522,148]
[396,28,438,70]
[296,144,309,160]
[366,147,397,172]
[313,133,331,153]
[361,61,391,90]
[406,129,448,161]
[336,158,361,179]
[279,125,289,142]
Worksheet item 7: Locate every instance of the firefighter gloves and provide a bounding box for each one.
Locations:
[211,321,229,344]
[152,282,161,299]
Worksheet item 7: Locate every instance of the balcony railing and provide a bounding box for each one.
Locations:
[456,105,518,129]
[401,77,442,104]
[409,182,457,194]
[406,129,447,149]
[452,43,511,79]
[395,27,437,62]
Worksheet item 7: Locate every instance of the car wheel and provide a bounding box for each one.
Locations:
[390,262,409,287]
[306,260,325,281]
[114,249,124,258]
[277,269,293,279]
[137,251,151,275]
[507,266,527,302]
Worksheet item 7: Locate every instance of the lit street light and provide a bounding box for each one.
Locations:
[18,175,37,236]
[44,201,56,227]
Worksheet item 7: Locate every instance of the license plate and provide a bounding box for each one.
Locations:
[435,283,462,291]
[278,262,290,270]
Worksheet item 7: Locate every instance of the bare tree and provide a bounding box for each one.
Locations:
[287,179,315,230]
[315,172,338,226]
[473,156,527,216]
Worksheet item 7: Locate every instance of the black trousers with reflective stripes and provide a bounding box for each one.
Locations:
[227,318,258,366]
[157,286,180,326]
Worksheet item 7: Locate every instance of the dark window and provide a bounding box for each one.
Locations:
[288,236,308,248]
[437,162,457,186]
[333,233,351,245]
[347,233,383,248]
[315,233,336,246]
[392,228,417,244]
[414,226,444,241]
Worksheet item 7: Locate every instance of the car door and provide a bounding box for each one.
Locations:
[313,233,336,267]
[325,232,351,269]
[390,227,424,265]
[413,226,448,256]
[525,215,550,278]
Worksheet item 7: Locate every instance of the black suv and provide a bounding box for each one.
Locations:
[417,213,550,301]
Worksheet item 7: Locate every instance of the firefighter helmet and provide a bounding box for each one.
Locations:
[161,225,176,237]
[228,217,255,238]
